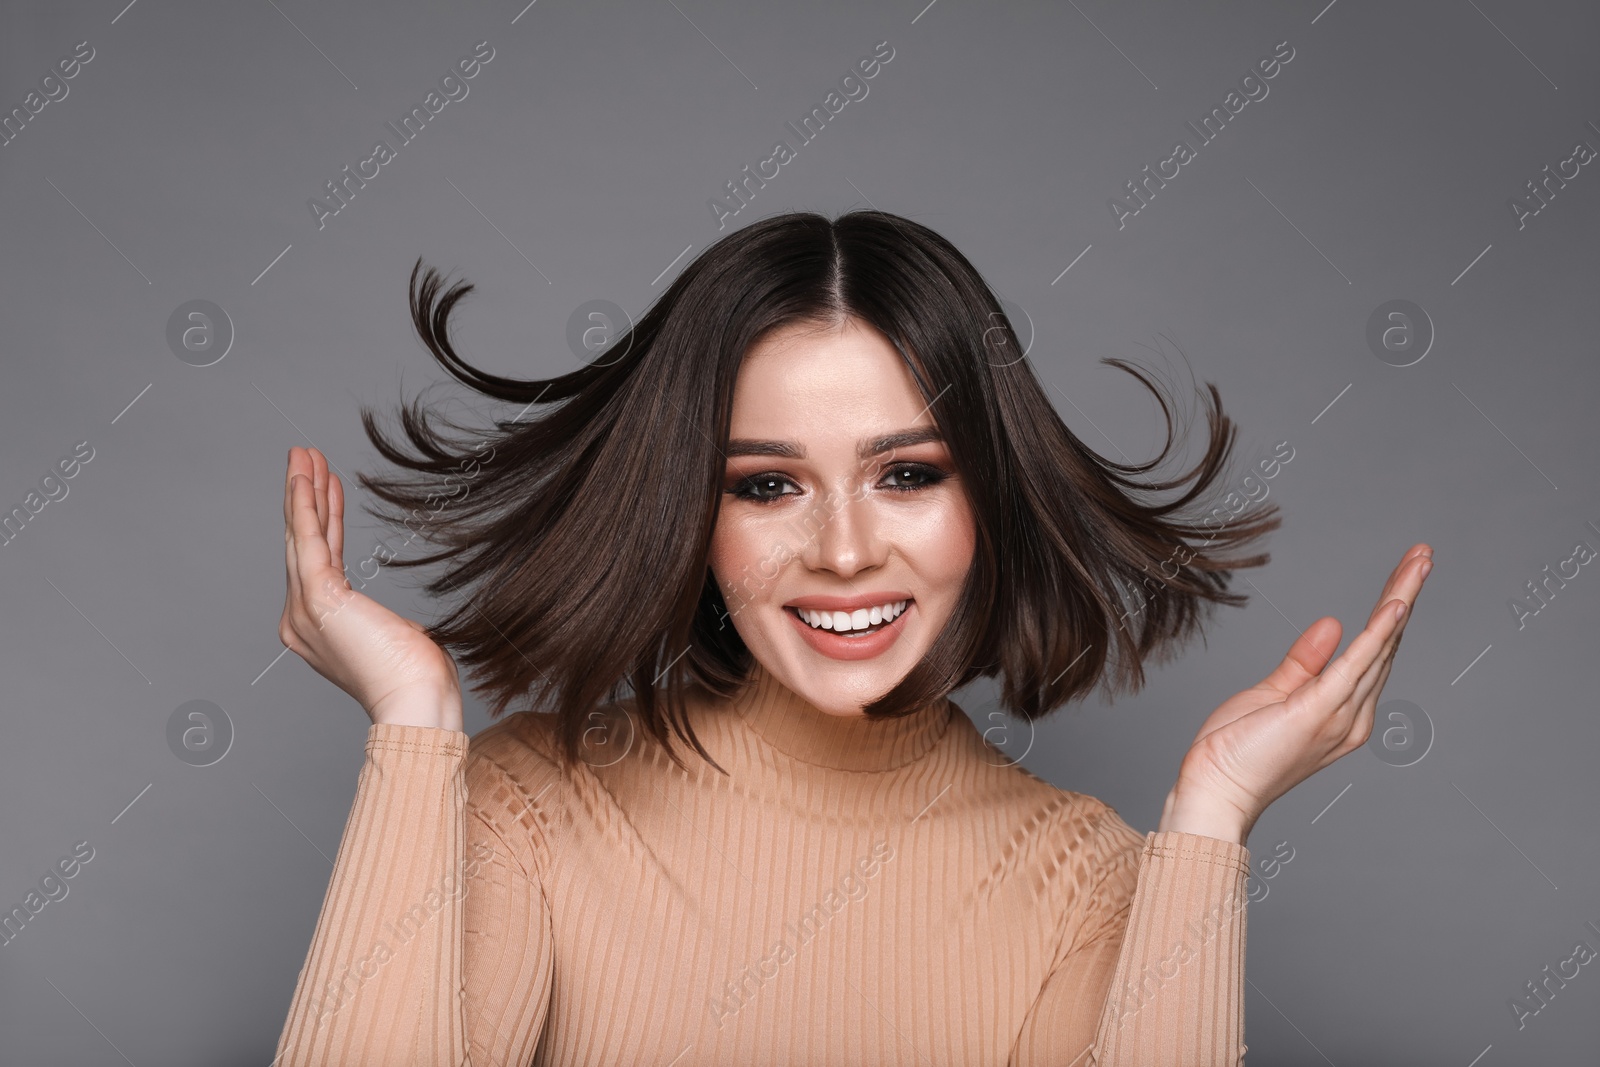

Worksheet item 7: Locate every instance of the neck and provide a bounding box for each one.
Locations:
[725,662,952,772]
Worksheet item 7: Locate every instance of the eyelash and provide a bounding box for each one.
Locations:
[727,463,949,504]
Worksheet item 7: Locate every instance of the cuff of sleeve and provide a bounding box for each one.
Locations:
[1143,829,1251,874]
[366,721,469,760]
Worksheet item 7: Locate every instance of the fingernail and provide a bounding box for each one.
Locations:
[1420,560,1432,577]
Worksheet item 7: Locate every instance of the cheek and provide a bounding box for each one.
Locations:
[707,516,769,595]
[934,492,972,566]
[898,492,978,584]
[940,508,979,582]
[708,519,800,629]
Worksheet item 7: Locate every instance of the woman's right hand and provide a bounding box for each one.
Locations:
[279,446,465,732]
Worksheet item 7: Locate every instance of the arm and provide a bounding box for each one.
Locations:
[1009,809,1251,1067]
[272,723,557,1067]
[1012,543,1434,1063]
[273,449,557,1062]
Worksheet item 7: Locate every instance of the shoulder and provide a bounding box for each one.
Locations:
[467,709,567,780]
[944,703,1147,887]
[461,711,573,844]
[1034,790,1146,895]
[944,702,1129,835]
[467,710,566,767]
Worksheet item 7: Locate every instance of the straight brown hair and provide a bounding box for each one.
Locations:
[355,209,1281,774]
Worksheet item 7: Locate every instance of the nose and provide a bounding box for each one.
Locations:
[805,484,888,579]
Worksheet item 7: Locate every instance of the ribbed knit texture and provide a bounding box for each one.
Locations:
[274,667,1250,1066]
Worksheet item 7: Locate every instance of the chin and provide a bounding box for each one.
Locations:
[772,630,927,715]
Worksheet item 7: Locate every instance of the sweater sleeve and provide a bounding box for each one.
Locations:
[1009,808,1251,1067]
[272,723,558,1067]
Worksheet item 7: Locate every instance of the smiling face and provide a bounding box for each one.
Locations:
[707,315,978,717]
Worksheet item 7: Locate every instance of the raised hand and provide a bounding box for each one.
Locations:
[278,446,464,731]
[1158,543,1434,843]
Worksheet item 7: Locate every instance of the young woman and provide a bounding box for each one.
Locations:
[272,210,1430,1066]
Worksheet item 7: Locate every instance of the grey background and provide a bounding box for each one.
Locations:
[2,0,1596,1063]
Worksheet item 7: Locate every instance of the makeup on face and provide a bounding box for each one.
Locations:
[705,316,977,713]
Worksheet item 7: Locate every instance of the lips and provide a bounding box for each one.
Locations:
[784,591,914,612]
[783,597,915,661]
[790,600,907,634]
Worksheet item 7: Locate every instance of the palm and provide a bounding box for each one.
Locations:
[1170,544,1434,831]
[280,445,463,728]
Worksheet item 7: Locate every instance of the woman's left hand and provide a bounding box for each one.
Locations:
[1158,542,1434,844]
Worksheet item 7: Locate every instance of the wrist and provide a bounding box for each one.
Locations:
[1157,785,1253,845]
[368,687,465,732]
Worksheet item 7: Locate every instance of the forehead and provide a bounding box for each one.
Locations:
[730,318,931,433]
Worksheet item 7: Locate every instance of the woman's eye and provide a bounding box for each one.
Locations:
[881,463,946,490]
[727,464,947,503]
[729,474,798,503]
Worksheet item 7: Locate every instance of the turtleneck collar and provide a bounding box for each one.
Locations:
[726,663,953,772]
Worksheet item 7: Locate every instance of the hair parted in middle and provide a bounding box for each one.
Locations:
[353,209,1281,774]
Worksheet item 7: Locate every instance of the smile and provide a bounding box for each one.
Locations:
[794,600,907,634]
[782,599,915,661]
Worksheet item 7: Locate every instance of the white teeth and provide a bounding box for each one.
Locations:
[797,600,907,632]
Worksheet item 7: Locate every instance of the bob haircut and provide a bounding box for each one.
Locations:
[356,209,1280,774]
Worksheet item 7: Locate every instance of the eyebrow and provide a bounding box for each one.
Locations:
[725,426,945,461]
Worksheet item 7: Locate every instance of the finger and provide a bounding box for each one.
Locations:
[1369,547,1433,630]
[327,468,346,572]
[1323,642,1401,766]
[1265,545,1433,701]
[1365,544,1430,619]
[1347,602,1409,727]
[1293,547,1432,732]
[309,447,329,533]
[1338,583,1415,706]
[284,447,302,530]
[1312,597,1406,711]
[1259,615,1343,696]
[1338,559,1431,746]
[1331,552,1431,699]
[290,465,332,576]
[285,480,298,590]
[285,450,308,594]
[1352,648,1398,741]
[285,483,311,652]
[1327,627,1398,752]
[1351,556,1431,701]
[309,447,344,588]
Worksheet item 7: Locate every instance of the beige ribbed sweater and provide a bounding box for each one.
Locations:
[274,669,1250,1066]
